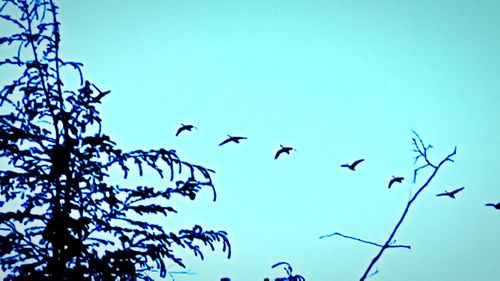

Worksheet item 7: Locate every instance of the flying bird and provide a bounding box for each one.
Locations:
[485,202,500,209]
[219,135,247,146]
[436,187,465,199]
[175,124,197,136]
[388,176,404,189]
[341,159,364,171]
[274,145,295,159]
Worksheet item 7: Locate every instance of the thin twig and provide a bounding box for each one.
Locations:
[367,268,379,278]
[168,268,196,281]
[319,232,411,249]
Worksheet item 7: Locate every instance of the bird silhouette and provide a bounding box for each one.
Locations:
[436,187,465,198]
[219,135,247,146]
[485,202,500,209]
[388,176,404,189]
[175,124,197,136]
[275,145,295,159]
[341,159,364,171]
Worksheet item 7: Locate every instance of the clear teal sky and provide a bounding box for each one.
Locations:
[56,1,499,280]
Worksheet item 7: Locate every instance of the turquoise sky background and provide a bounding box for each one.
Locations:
[53,0,500,280]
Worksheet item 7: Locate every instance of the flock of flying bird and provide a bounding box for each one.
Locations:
[175,123,294,159]
[175,123,500,209]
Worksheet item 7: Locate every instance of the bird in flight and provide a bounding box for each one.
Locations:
[219,135,247,146]
[341,159,364,171]
[175,124,197,136]
[436,187,465,199]
[274,145,295,159]
[485,202,500,209]
[388,176,404,189]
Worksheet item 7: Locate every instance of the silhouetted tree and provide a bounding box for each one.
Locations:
[0,1,230,280]
[321,131,456,280]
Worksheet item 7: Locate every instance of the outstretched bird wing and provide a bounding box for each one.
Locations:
[388,178,396,189]
[450,187,465,195]
[175,127,185,136]
[352,159,365,168]
[219,138,232,146]
[275,149,283,159]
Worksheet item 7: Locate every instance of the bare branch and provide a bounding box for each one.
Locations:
[167,268,197,281]
[319,232,411,249]
[359,132,457,280]
[412,163,429,183]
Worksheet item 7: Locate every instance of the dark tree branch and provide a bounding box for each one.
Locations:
[359,132,456,281]
[319,232,411,249]
[22,0,60,143]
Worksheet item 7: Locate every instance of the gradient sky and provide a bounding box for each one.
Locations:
[52,0,500,280]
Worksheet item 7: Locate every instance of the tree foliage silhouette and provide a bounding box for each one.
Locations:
[0,0,230,280]
[270,262,305,281]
